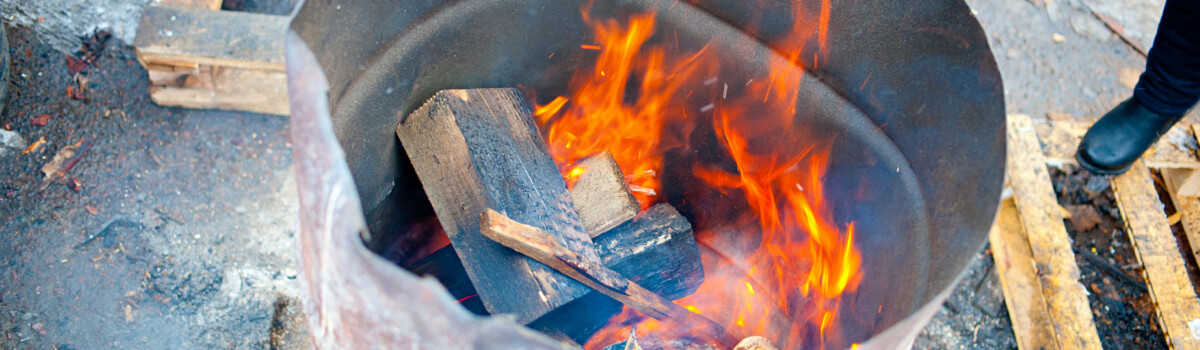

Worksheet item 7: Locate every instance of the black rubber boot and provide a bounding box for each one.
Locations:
[1076,98,1186,176]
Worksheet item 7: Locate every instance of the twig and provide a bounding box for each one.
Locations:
[76,216,141,249]
[1080,251,1149,294]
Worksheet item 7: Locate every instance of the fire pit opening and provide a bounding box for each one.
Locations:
[286,0,1004,348]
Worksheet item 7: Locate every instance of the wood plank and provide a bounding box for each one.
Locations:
[148,67,288,115]
[1110,160,1200,349]
[990,197,1060,350]
[480,209,738,349]
[396,88,598,325]
[1160,126,1200,278]
[134,6,287,71]
[153,0,222,10]
[1142,171,1200,278]
[1006,114,1103,349]
[1164,168,1200,198]
[570,151,639,237]
[1034,119,1200,169]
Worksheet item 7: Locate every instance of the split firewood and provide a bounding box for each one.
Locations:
[570,151,640,237]
[480,209,738,348]
[397,88,600,324]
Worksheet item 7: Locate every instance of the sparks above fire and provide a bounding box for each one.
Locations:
[533,2,862,348]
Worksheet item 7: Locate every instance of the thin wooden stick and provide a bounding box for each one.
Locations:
[480,209,739,348]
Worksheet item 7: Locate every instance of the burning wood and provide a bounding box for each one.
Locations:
[396,88,600,325]
[400,88,704,343]
[568,151,640,237]
[408,202,704,328]
[480,209,738,348]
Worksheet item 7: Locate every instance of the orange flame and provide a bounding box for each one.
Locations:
[534,1,859,348]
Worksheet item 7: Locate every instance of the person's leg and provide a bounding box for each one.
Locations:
[1077,0,1200,175]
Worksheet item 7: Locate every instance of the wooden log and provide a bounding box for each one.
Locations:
[410,203,703,314]
[396,88,600,325]
[1110,160,1200,349]
[989,197,1059,350]
[1006,114,1103,349]
[570,151,640,237]
[480,209,738,349]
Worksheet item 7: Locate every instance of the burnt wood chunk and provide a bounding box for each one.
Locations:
[396,88,599,324]
[594,204,703,299]
[409,204,703,308]
[481,210,737,349]
[570,152,640,237]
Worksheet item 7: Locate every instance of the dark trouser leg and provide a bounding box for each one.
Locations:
[1077,0,1200,175]
[1134,0,1200,116]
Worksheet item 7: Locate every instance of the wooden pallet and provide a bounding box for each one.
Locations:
[133,0,289,115]
[995,114,1200,349]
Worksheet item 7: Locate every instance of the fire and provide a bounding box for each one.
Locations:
[533,1,861,348]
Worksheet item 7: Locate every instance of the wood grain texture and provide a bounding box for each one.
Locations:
[1006,114,1103,349]
[594,203,702,298]
[1165,168,1200,198]
[990,198,1060,350]
[1111,160,1200,349]
[397,88,598,324]
[134,6,287,71]
[148,67,288,115]
[570,151,639,237]
[480,209,738,349]
[1163,168,1200,268]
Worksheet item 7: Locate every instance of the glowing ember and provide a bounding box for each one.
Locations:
[534,1,861,348]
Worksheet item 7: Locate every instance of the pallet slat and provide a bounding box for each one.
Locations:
[1033,119,1200,169]
[1111,160,1200,349]
[1162,169,1200,268]
[134,6,289,115]
[990,197,1061,350]
[1006,114,1103,349]
[1161,125,1200,277]
[134,6,286,71]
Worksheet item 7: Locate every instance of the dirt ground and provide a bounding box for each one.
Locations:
[0,0,1189,348]
[0,26,309,349]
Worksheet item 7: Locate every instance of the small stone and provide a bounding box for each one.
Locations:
[0,129,27,157]
[1052,33,1066,43]
[1067,205,1103,231]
